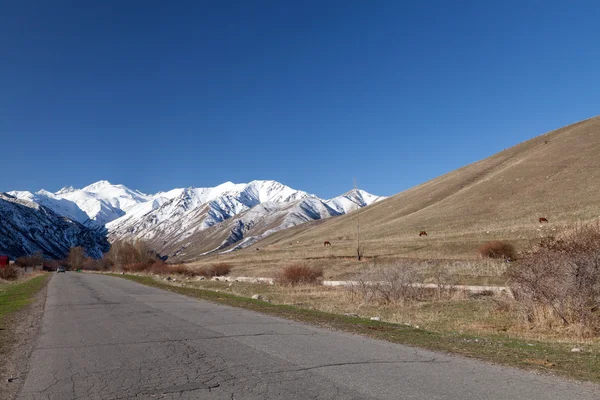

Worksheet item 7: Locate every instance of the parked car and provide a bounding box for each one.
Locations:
[57,266,66,273]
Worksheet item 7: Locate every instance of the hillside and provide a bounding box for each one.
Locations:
[0,193,109,259]
[195,116,600,272]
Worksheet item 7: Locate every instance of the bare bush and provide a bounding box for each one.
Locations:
[0,266,19,281]
[348,263,423,305]
[275,264,323,286]
[106,239,159,268]
[477,241,516,260]
[15,251,44,270]
[507,223,600,336]
[67,247,87,270]
[83,258,111,271]
[208,263,232,277]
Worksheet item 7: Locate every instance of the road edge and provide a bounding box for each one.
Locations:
[0,275,50,400]
[109,273,600,385]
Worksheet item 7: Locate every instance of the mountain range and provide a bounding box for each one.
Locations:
[3,180,383,260]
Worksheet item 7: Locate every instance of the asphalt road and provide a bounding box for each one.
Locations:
[16,273,599,400]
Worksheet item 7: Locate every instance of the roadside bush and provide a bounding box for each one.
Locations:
[507,223,600,336]
[83,258,111,271]
[0,266,19,281]
[208,263,232,277]
[477,241,516,260]
[122,262,152,273]
[347,263,424,305]
[275,264,323,286]
[15,251,44,269]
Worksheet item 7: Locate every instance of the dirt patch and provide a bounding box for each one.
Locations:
[0,278,48,400]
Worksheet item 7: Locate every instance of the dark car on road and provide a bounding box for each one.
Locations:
[57,266,66,273]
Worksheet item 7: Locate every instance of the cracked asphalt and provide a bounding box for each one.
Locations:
[15,273,600,400]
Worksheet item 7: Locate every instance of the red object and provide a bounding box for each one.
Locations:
[0,256,9,268]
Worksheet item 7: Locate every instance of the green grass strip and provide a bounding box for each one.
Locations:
[113,274,600,384]
[0,275,49,325]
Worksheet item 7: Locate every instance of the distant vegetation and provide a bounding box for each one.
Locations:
[77,239,232,278]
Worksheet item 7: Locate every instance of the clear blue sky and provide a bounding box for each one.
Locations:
[1,1,598,198]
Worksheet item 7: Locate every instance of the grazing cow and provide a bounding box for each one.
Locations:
[539,217,549,223]
[419,231,428,237]
[323,241,332,247]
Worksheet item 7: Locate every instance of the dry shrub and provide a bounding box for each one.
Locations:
[122,262,152,273]
[275,264,323,286]
[15,251,44,269]
[83,258,111,271]
[477,241,516,260]
[169,264,198,277]
[208,263,232,277]
[347,263,424,305]
[195,263,233,278]
[0,266,19,281]
[507,223,600,336]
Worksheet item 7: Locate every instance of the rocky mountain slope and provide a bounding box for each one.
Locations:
[0,193,109,259]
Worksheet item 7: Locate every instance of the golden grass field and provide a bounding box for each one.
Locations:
[187,116,600,278]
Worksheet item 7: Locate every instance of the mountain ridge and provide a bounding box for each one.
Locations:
[7,180,384,260]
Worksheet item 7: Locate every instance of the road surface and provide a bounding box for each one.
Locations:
[15,273,599,399]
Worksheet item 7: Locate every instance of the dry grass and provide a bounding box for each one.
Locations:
[182,116,600,269]
[188,256,508,286]
[181,277,596,343]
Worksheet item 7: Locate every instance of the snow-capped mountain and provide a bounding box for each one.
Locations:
[106,180,313,244]
[8,179,383,261]
[166,197,344,260]
[325,189,385,214]
[0,193,109,259]
[9,180,151,227]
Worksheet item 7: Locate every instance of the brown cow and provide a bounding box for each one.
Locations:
[323,241,332,247]
[539,217,549,223]
[419,231,428,237]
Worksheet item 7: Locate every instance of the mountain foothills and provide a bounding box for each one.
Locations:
[1,180,383,260]
[212,116,600,263]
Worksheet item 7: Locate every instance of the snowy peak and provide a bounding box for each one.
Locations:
[10,181,151,227]
[326,189,385,214]
[56,186,76,195]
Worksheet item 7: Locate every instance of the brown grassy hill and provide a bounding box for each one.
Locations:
[192,116,600,275]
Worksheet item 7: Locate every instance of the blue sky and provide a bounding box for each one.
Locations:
[1,1,598,199]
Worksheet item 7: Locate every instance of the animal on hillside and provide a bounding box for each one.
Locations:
[323,241,332,247]
[539,217,549,223]
[419,231,428,237]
